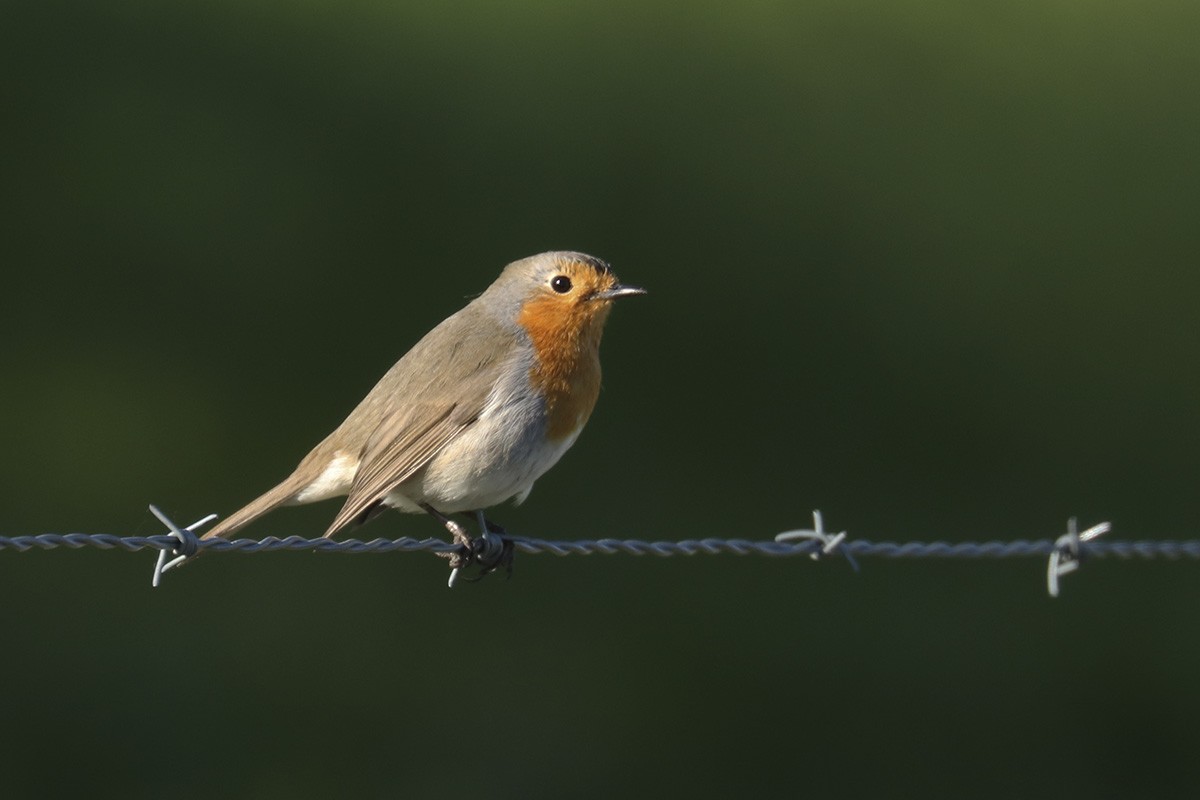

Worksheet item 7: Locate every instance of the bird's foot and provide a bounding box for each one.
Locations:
[461,533,515,582]
[439,512,516,585]
[420,502,474,571]
[437,518,474,571]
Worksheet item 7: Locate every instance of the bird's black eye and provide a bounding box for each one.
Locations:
[550,275,572,294]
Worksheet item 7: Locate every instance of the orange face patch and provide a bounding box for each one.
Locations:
[516,259,623,441]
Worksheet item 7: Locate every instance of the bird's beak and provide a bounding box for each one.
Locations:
[591,283,647,301]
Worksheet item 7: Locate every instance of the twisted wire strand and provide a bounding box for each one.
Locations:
[7,510,1189,595]
[3,531,1200,559]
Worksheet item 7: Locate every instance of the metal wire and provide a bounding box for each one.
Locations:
[4,532,1199,558]
[1,508,1196,595]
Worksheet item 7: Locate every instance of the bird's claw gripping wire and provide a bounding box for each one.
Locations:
[446,515,516,588]
[148,505,217,587]
[775,510,860,572]
[1047,517,1111,598]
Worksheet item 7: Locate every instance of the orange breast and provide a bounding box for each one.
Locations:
[517,294,608,442]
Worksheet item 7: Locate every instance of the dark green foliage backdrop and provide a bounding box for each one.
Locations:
[2,1,1199,797]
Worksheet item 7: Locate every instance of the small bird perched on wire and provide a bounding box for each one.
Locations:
[196,251,644,576]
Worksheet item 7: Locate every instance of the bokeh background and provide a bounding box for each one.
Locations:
[3,1,1199,797]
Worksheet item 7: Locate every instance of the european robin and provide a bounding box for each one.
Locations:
[199,251,644,568]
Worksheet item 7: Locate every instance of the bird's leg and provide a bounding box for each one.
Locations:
[420,502,471,544]
[420,503,472,570]
[456,511,509,536]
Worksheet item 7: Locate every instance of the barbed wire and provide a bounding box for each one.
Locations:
[2,507,1197,596]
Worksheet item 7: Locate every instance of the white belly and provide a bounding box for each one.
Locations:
[385,379,582,514]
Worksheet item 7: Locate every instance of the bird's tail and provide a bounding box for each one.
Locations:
[201,471,313,541]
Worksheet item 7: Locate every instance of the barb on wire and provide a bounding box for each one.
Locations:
[1,506,1196,596]
[775,510,860,572]
[148,505,216,587]
[1046,517,1112,598]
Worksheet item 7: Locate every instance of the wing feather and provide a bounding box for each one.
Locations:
[320,304,519,537]
[322,402,479,536]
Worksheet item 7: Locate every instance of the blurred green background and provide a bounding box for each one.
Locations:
[2,0,1199,797]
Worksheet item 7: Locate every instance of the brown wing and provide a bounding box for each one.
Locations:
[322,400,481,536]
[318,301,519,537]
[321,316,515,536]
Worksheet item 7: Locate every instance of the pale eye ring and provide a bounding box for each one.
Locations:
[550,275,572,293]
